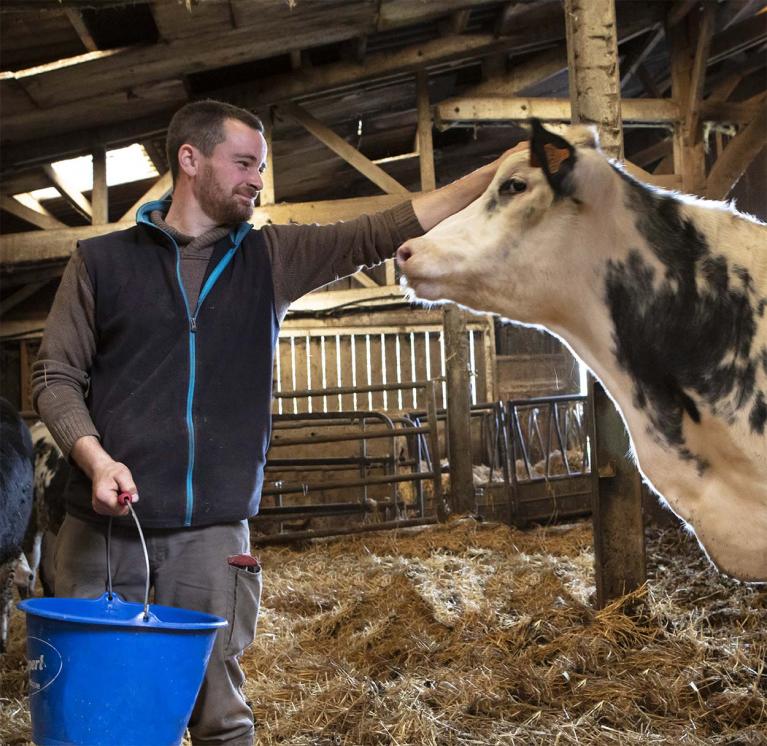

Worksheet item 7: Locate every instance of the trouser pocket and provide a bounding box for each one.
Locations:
[224,562,262,658]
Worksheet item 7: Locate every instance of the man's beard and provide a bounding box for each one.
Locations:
[197,163,255,225]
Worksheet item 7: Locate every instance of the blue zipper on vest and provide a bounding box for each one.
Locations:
[175,237,247,526]
[137,202,251,526]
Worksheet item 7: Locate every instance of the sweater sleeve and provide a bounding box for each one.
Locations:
[31,247,100,459]
[262,201,423,320]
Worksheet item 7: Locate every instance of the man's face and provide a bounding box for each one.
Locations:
[195,118,268,225]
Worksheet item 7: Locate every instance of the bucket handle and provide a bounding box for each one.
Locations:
[106,494,151,621]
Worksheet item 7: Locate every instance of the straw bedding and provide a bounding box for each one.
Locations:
[1,518,765,745]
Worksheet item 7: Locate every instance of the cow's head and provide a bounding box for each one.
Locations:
[396,120,614,324]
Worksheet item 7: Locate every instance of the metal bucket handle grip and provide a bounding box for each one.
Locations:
[106,493,151,620]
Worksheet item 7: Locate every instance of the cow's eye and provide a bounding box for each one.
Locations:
[498,177,527,195]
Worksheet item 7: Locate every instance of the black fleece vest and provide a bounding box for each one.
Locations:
[67,219,278,529]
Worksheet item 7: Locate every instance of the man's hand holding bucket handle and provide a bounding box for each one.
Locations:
[70,434,139,517]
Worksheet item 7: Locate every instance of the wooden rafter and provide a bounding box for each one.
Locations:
[0,282,48,317]
[276,101,410,197]
[1,193,412,267]
[63,8,98,53]
[42,164,92,220]
[706,97,767,199]
[667,0,699,29]
[435,97,679,125]
[620,24,665,90]
[0,195,66,231]
[687,4,716,141]
[119,171,172,223]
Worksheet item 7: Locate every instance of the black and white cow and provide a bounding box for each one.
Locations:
[28,420,69,596]
[397,121,767,582]
[0,397,34,651]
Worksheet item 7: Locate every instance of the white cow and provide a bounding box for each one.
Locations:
[397,120,767,582]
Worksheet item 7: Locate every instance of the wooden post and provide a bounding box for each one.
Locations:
[416,70,436,192]
[565,0,646,607]
[92,145,109,224]
[443,304,475,515]
[565,0,623,157]
[669,13,707,195]
[260,108,276,206]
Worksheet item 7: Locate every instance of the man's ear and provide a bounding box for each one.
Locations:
[177,143,200,178]
[529,118,577,197]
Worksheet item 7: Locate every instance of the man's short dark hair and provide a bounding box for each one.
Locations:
[166,100,264,185]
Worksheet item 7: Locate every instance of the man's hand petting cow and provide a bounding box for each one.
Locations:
[396,120,767,583]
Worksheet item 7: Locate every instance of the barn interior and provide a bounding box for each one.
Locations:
[1,0,766,743]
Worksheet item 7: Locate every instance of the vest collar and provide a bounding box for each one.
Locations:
[136,200,252,246]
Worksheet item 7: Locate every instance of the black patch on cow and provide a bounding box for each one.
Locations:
[486,196,498,215]
[750,391,767,434]
[604,168,765,463]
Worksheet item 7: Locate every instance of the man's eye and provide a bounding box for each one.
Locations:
[498,177,527,195]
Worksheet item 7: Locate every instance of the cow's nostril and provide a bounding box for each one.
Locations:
[396,245,412,267]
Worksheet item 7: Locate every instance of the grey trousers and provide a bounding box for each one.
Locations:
[54,514,262,746]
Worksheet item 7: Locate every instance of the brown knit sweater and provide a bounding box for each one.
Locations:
[32,202,423,458]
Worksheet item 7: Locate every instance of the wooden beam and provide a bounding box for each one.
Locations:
[119,171,172,223]
[687,4,716,141]
[0,195,66,231]
[565,0,645,607]
[620,24,665,90]
[444,9,471,36]
[670,17,707,195]
[0,282,48,317]
[706,97,767,199]
[42,164,92,220]
[443,304,474,515]
[465,47,567,97]
[350,270,380,289]
[667,0,698,29]
[17,11,380,110]
[64,8,98,53]
[709,11,767,65]
[91,146,109,224]
[416,71,436,192]
[276,101,410,196]
[435,97,679,125]
[260,109,276,206]
[565,0,623,156]
[1,193,415,266]
[628,138,673,168]
[233,33,561,105]
[623,161,681,190]
[635,63,661,98]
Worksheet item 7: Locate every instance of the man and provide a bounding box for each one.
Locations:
[33,99,521,745]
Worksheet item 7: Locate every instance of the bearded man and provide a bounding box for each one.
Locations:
[32,99,517,745]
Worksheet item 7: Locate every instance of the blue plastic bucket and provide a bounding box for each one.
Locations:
[17,502,227,746]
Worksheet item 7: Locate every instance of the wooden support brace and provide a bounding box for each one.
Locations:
[119,171,172,223]
[706,98,767,199]
[43,164,92,220]
[0,195,66,231]
[277,100,411,197]
[0,282,49,317]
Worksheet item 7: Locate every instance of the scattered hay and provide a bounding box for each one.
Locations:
[2,519,765,745]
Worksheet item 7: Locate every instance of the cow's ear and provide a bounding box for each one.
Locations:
[529,119,577,196]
